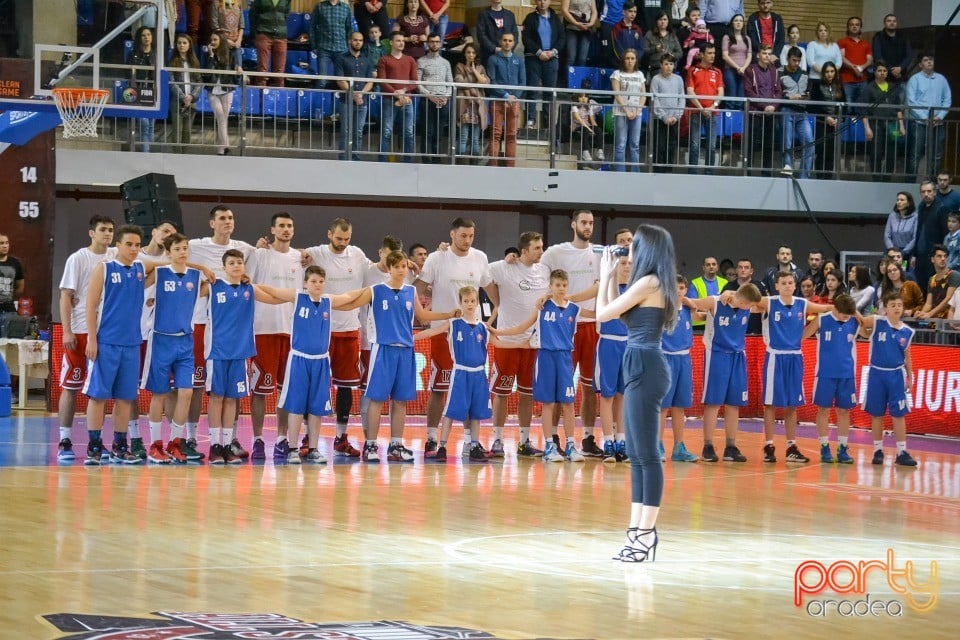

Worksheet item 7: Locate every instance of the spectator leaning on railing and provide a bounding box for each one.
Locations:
[860,60,904,181]
[650,53,685,171]
[871,13,913,85]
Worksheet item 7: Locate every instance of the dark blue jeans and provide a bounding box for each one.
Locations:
[623,346,669,506]
[525,56,559,123]
[338,96,369,160]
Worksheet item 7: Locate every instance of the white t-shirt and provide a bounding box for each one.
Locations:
[359,262,416,349]
[541,241,600,321]
[489,259,551,343]
[949,288,960,320]
[59,246,118,334]
[418,248,492,328]
[611,69,645,115]
[249,245,304,334]
[306,244,370,332]
[188,237,255,324]
[138,247,170,340]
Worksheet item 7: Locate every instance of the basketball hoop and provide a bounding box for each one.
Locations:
[51,87,110,138]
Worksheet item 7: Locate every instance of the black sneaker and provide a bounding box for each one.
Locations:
[723,445,747,462]
[210,443,225,465]
[785,444,810,463]
[110,443,142,464]
[895,450,918,467]
[435,444,447,461]
[183,438,205,461]
[84,438,103,466]
[762,444,777,463]
[872,449,884,465]
[58,438,75,461]
[701,443,719,463]
[425,438,438,456]
[469,443,492,461]
[581,434,605,457]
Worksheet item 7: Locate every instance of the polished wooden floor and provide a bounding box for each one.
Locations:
[1,413,958,639]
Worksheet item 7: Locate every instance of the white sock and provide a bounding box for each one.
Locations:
[149,421,163,443]
[493,426,503,440]
[464,427,472,442]
[519,427,529,443]
[254,435,263,443]
[582,426,592,438]
[896,441,907,453]
[819,436,829,446]
[874,439,883,450]
[336,422,347,436]
[128,420,140,439]
[391,437,401,445]
[787,439,796,446]
[59,427,71,440]
[838,435,849,446]
[222,427,234,445]
[170,422,185,439]
[427,427,438,442]
[186,422,198,440]
[211,428,223,445]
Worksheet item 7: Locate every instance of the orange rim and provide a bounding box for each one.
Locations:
[52,87,109,102]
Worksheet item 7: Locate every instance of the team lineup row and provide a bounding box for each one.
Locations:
[54,207,919,468]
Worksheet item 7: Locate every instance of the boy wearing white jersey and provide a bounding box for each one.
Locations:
[305,217,371,457]
[249,212,304,460]
[415,217,493,456]
[485,231,551,457]
[541,209,602,456]
[56,215,117,461]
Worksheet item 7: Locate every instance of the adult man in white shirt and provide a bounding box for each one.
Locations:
[415,217,493,456]
[56,215,117,461]
[188,205,256,459]
[540,209,602,457]
[249,212,304,461]
[305,217,371,457]
[485,231,551,456]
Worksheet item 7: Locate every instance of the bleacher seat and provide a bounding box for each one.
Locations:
[176,6,187,33]
[719,110,744,137]
[286,50,319,76]
[123,40,134,63]
[287,13,306,40]
[197,87,262,116]
[306,91,336,120]
[567,66,600,91]
[841,118,867,144]
[262,88,302,118]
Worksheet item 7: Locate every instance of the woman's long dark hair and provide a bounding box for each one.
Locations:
[627,224,679,331]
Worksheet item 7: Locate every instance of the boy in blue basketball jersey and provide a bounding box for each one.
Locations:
[337,251,457,463]
[659,276,700,463]
[255,266,367,464]
[859,290,918,467]
[755,271,833,464]
[685,283,763,463]
[204,249,278,465]
[802,294,859,464]
[415,286,493,462]
[494,270,596,463]
[595,259,630,463]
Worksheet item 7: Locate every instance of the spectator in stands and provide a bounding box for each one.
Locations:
[871,14,912,85]
[847,265,875,314]
[214,0,245,70]
[487,32,525,168]
[811,61,843,179]
[363,24,386,67]
[571,80,605,168]
[837,16,871,107]
[249,0,290,87]
[637,0,665,33]
[522,0,564,129]
[747,0,784,63]
[744,43,780,175]
[130,26,156,152]
[185,0,217,47]
[861,60,904,181]
[779,24,805,70]
[703,0,744,45]
[885,247,917,283]
[812,268,845,304]
[204,31,237,156]
[805,21,841,95]
[377,32,418,163]
[682,19,713,71]
[884,192,918,260]
[394,0,430,60]
[914,180,950,292]
[798,275,815,300]
[686,42,724,175]
[418,34,453,163]
[946,213,960,270]
[561,0,598,67]
[916,245,960,319]
[762,245,798,295]
[879,262,924,316]
[611,2,644,69]
[611,48,646,173]
[720,259,737,283]
[355,1,390,42]
[721,14,751,101]
[476,0,518,64]
[668,0,689,31]
[650,53,685,172]
[722,257,767,334]
[168,33,200,150]
[676,4,699,45]
[779,46,812,179]
[804,249,824,292]
[643,10,682,79]
[310,0,354,80]
[422,0,451,48]
[905,53,952,183]
[599,0,627,67]
[936,173,960,213]
[453,43,489,163]
[335,32,376,160]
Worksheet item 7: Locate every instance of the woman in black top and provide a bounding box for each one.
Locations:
[860,60,905,181]
[811,61,843,178]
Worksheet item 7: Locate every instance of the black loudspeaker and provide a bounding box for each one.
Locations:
[120,173,183,235]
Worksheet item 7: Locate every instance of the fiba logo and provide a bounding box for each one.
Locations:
[121,87,139,103]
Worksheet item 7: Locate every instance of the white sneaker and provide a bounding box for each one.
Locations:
[781,163,793,175]
[581,149,593,162]
[287,451,301,465]
[595,149,605,161]
[564,443,586,462]
[304,449,327,464]
[542,442,565,462]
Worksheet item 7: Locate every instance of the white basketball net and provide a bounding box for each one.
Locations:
[52,88,110,138]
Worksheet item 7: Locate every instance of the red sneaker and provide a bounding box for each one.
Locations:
[333,434,361,457]
[148,440,172,464]
[165,438,189,463]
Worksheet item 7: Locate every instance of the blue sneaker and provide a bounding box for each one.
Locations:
[895,450,917,467]
[836,444,853,464]
[58,438,75,461]
[820,444,835,463]
[616,440,629,462]
[602,439,617,463]
[543,442,564,462]
[273,438,290,458]
[658,440,666,462]
[671,442,699,462]
[564,442,585,462]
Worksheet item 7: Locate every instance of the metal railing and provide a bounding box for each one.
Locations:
[74,63,957,180]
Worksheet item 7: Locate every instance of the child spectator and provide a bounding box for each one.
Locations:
[683,19,714,71]
[571,79,604,168]
[945,212,960,270]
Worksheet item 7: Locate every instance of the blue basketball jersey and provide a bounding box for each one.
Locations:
[536,299,579,351]
[290,292,332,356]
[369,283,416,347]
[702,298,750,353]
[598,284,628,337]
[205,279,256,360]
[153,266,201,336]
[762,296,807,352]
[868,316,914,369]
[448,318,488,368]
[661,306,693,353]
[816,312,858,379]
[97,260,145,346]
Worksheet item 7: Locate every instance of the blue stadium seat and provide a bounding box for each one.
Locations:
[176,7,187,33]
[567,66,600,90]
[302,13,313,41]
[77,0,94,27]
[262,88,301,118]
[306,91,336,119]
[286,50,319,75]
[287,13,306,40]
[596,68,614,91]
[241,47,258,66]
[841,118,866,143]
[719,110,744,137]
[123,40,133,63]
